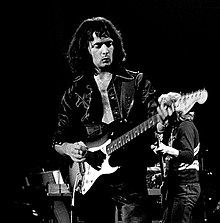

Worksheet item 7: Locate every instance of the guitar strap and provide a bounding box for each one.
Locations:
[120,77,136,119]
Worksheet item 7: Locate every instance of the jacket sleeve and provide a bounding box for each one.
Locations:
[175,122,195,164]
[128,71,158,123]
[52,84,86,146]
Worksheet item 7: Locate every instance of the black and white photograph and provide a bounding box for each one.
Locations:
[5,1,219,222]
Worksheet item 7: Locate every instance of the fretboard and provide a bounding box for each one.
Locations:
[106,114,159,155]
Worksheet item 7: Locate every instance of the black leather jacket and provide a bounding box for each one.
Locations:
[53,67,159,188]
[53,67,158,144]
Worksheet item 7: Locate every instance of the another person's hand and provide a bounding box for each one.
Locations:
[155,142,179,157]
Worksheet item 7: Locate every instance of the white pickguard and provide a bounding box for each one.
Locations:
[81,139,119,195]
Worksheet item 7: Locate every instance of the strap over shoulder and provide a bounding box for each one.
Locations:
[120,70,139,118]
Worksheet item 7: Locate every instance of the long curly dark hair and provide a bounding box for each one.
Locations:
[67,17,126,76]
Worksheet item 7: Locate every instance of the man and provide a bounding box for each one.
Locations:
[52,16,174,223]
[155,111,201,223]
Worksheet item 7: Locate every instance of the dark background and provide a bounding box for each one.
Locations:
[5,0,219,219]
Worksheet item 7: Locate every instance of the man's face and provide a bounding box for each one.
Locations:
[88,32,114,71]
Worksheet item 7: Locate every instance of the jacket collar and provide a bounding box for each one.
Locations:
[115,68,136,80]
[72,67,137,83]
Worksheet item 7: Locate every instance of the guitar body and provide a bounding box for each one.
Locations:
[69,131,119,195]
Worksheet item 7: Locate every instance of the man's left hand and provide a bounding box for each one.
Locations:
[157,92,181,122]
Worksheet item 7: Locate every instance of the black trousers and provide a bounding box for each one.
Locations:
[162,182,201,223]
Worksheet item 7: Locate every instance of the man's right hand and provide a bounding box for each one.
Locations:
[55,142,106,169]
[60,141,88,162]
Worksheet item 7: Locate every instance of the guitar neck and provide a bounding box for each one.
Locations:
[106,114,159,155]
[105,89,208,156]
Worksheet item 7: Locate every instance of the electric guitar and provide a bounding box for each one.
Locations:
[155,131,173,209]
[69,89,208,195]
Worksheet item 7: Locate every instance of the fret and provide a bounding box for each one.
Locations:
[113,141,118,152]
[133,126,140,138]
[148,118,154,128]
[106,143,113,155]
[125,132,131,143]
[129,130,134,141]
[144,120,150,129]
[121,134,126,147]
[117,137,123,148]
[139,122,146,133]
